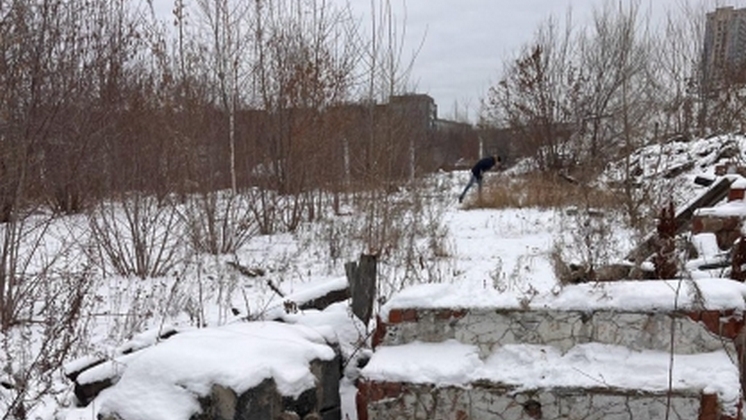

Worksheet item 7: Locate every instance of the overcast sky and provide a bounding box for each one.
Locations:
[336,0,674,121]
[152,1,744,122]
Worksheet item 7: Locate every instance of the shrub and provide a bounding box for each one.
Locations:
[472,172,618,210]
[87,194,185,279]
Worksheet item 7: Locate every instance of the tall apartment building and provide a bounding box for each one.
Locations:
[702,6,746,90]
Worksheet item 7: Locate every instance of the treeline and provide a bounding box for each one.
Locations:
[0,0,423,220]
[481,0,744,175]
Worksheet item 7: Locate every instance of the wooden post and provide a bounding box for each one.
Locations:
[345,254,377,326]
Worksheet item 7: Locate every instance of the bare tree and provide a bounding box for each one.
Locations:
[364,0,423,182]
[482,12,580,171]
[247,0,363,230]
[578,0,656,164]
[0,2,154,416]
[194,0,253,195]
[654,1,708,140]
[589,1,660,228]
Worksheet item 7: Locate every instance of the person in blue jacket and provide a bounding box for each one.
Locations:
[459,155,501,203]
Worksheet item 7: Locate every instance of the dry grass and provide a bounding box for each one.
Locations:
[463,172,619,210]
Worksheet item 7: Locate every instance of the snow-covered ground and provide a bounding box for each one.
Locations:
[5,134,746,419]
[51,180,579,420]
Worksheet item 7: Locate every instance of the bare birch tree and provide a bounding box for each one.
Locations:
[194,0,253,194]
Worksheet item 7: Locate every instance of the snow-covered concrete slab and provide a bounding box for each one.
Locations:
[361,341,741,418]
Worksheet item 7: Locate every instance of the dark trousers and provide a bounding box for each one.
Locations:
[459,174,481,203]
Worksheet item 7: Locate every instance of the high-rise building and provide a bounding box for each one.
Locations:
[702,6,746,90]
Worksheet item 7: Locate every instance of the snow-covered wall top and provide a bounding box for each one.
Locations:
[381,278,746,321]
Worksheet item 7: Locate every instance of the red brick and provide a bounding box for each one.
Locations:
[699,393,718,420]
[730,188,746,202]
[387,309,417,323]
[388,309,403,324]
[724,216,742,230]
[692,216,704,234]
[358,380,404,403]
[718,229,743,250]
[372,315,386,350]
[435,309,451,320]
[436,309,467,320]
[701,393,742,420]
[401,309,418,322]
[356,384,369,420]
[700,311,721,334]
[687,310,745,340]
[721,315,745,340]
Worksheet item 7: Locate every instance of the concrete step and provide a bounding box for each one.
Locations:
[374,279,746,356]
[359,279,746,420]
[377,306,742,357]
[359,381,732,420]
[358,340,741,420]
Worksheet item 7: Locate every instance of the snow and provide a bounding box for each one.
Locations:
[695,175,746,218]
[276,302,367,366]
[263,275,349,320]
[362,340,482,386]
[75,357,130,386]
[692,232,721,258]
[483,343,740,410]
[440,205,561,294]
[696,199,746,217]
[380,283,521,319]
[536,278,746,311]
[116,324,179,354]
[66,322,336,420]
[62,355,104,378]
[381,277,746,320]
[15,134,746,420]
[362,340,741,414]
[732,177,746,190]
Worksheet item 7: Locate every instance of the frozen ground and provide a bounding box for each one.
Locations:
[8,134,746,419]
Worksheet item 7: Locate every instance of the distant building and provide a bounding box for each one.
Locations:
[390,95,480,171]
[240,93,478,188]
[432,119,479,170]
[702,6,746,91]
[389,94,438,130]
[326,94,477,176]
